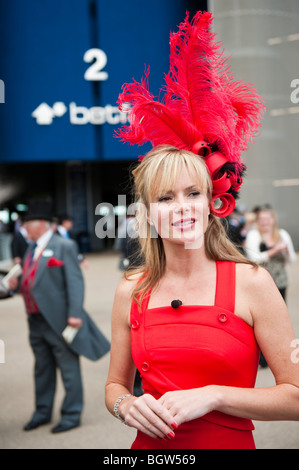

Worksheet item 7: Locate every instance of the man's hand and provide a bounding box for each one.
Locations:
[67,317,83,329]
[8,277,19,291]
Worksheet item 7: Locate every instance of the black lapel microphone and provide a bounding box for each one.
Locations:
[171,299,182,309]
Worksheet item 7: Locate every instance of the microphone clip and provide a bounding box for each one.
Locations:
[171,299,182,309]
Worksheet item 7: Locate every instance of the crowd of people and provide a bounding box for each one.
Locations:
[1,173,297,446]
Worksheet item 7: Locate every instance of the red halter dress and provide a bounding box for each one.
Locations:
[130,261,260,449]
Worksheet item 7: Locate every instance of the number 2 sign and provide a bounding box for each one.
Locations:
[83,48,108,81]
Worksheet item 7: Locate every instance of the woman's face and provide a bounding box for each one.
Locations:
[148,166,210,249]
[257,211,275,233]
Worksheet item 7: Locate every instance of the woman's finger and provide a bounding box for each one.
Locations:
[125,410,167,439]
[125,394,177,439]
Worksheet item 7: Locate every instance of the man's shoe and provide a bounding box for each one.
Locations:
[23,418,51,431]
[51,422,80,433]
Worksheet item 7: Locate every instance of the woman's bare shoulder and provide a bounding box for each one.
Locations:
[236,262,273,288]
[235,262,283,326]
[112,272,144,326]
[114,271,143,300]
[236,262,281,307]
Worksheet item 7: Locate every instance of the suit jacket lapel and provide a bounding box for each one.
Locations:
[33,233,56,289]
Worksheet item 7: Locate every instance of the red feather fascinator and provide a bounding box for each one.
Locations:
[115,11,265,217]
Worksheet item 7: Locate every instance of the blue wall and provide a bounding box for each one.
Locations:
[0,0,204,162]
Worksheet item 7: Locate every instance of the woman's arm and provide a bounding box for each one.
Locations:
[214,266,299,420]
[280,229,297,264]
[105,279,136,406]
[245,230,292,263]
[158,266,299,425]
[245,230,269,263]
[105,277,177,439]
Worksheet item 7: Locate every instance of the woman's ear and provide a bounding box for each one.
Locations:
[146,204,156,227]
[147,214,155,226]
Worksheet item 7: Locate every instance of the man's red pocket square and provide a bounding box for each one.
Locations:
[47,257,64,267]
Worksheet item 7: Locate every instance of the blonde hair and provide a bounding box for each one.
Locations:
[257,207,281,243]
[125,145,255,308]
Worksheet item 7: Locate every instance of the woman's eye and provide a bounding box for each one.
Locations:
[189,191,200,197]
[158,195,171,202]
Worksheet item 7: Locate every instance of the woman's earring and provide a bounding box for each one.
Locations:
[149,221,158,238]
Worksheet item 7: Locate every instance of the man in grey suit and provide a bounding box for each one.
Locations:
[10,201,110,433]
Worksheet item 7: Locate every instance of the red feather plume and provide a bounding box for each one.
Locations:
[115,11,265,172]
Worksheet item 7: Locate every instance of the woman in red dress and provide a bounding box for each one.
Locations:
[105,12,299,449]
[105,146,299,449]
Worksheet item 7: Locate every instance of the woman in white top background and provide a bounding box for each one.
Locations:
[245,206,297,302]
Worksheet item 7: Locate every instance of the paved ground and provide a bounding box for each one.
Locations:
[0,252,298,449]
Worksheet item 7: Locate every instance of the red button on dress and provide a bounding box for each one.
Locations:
[141,362,150,372]
[131,320,140,330]
[218,313,228,323]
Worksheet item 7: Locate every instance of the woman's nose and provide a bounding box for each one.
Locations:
[173,197,191,213]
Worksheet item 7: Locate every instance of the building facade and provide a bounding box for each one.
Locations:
[210,0,299,248]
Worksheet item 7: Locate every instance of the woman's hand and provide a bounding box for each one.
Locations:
[269,241,288,258]
[120,393,178,440]
[158,386,219,426]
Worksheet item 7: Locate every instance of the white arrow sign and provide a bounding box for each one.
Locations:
[32,102,67,124]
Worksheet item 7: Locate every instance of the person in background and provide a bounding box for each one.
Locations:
[225,208,247,255]
[57,214,73,239]
[11,220,29,266]
[50,216,59,233]
[245,206,297,369]
[9,201,110,433]
[245,206,297,302]
[57,214,88,268]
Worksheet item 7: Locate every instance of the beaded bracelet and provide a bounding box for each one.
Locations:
[113,394,131,423]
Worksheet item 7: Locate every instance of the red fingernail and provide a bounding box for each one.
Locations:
[171,422,178,430]
[167,431,175,439]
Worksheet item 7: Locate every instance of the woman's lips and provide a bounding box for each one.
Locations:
[172,218,196,229]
